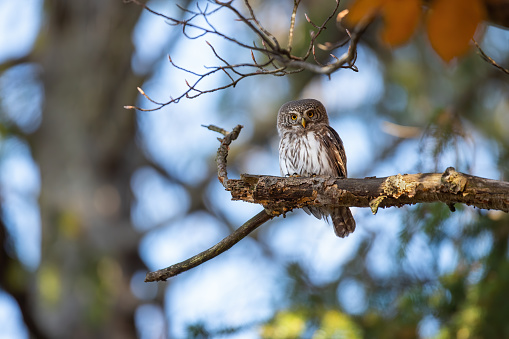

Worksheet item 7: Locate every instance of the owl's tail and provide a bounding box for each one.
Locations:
[331,207,356,238]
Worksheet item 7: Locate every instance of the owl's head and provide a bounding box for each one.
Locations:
[277,99,329,135]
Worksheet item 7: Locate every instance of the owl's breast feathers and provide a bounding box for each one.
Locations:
[279,125,347,178]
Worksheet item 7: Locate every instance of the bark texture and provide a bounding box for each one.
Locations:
[225,168,509,214]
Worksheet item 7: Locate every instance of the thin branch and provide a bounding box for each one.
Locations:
[145,124,269,282]
[277,28,361,74]
[242,0,280,49]
[145,209,271,281]
[312,45,325,67]
[305,13,320,29]
[201,123,230,136]
[203,124,243,188]
[127,55,297,111]
[301,0,341,61]
[125,0,365,111]
[288,0,301,50]
[473,39,509,75]
[216,0,278,51]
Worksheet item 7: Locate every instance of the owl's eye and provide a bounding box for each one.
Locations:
[307,110,314,118]
[291,114,297,120]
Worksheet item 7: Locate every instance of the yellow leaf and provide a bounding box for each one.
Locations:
[260,311,306,339]
[38,264,62,305]
[346,0,386,26]
[380,0,422,46]
[312,310,363,339]
[426,0,486,62]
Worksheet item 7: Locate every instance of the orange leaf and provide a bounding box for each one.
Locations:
[380,0,422,46]
[426,0,486,62]
[345,0,386,26]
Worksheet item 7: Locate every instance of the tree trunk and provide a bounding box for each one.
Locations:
[27,1,146,337]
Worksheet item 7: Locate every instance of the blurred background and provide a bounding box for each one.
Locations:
[0,0,508,338]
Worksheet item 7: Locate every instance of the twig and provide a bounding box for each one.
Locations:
[301,0,341,60]
[203,124,243,187]
[216,0,278,51]
[126,52,298,112]
[279,28,361,74]
[242,0,280,49]
[288,0,301,50]
[202,124,229,136]
[125,0,366,111]
[145,209,271,281]
[473,39,509,75]
[145,124,272,282]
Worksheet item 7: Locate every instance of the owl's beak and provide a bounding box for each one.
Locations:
[301,118,306,128]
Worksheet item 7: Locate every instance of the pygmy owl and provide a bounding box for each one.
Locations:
[277,99,356,237]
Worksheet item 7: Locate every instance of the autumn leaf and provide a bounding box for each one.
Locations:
[426,0,486,62]
[346,0,421,46]
[345,0,386,26]
[380,0,421,46]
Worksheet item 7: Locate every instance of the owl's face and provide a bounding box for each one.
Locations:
[277,99,329,135]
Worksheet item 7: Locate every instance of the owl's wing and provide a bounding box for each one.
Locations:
[322,125,347,177]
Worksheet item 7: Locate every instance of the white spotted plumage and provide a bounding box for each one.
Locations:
[277,99,356,237]
[279,131,334,177]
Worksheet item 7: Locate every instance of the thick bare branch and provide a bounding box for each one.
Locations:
[145,124,508,282]
[224,169,509,214]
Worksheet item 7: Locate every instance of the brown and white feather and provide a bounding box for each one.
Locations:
[277,99,356,237]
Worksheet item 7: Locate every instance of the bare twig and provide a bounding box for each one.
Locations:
[278,28,361,74]
[145,209,271,281]
[203,124,243,187]
[125,0,365,111]
[242,0,280,49]
[301,0,341,60]
[127,55,295,112]
[473,39,509,75]
[145,124,271,282]
[288,0,301,50]
[202,124,229,136]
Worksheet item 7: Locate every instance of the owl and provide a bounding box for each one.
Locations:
[277,99,356,237]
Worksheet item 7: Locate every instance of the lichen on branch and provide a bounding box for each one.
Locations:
[225,170,509,214]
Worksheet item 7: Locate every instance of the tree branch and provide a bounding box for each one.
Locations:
[125,0,363,111]
[144,209,271,282]
[203,123,243,188]
[473,39,509,76]
[145,124,272,282]
[224,168,509,214]
[145,124,508,282]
